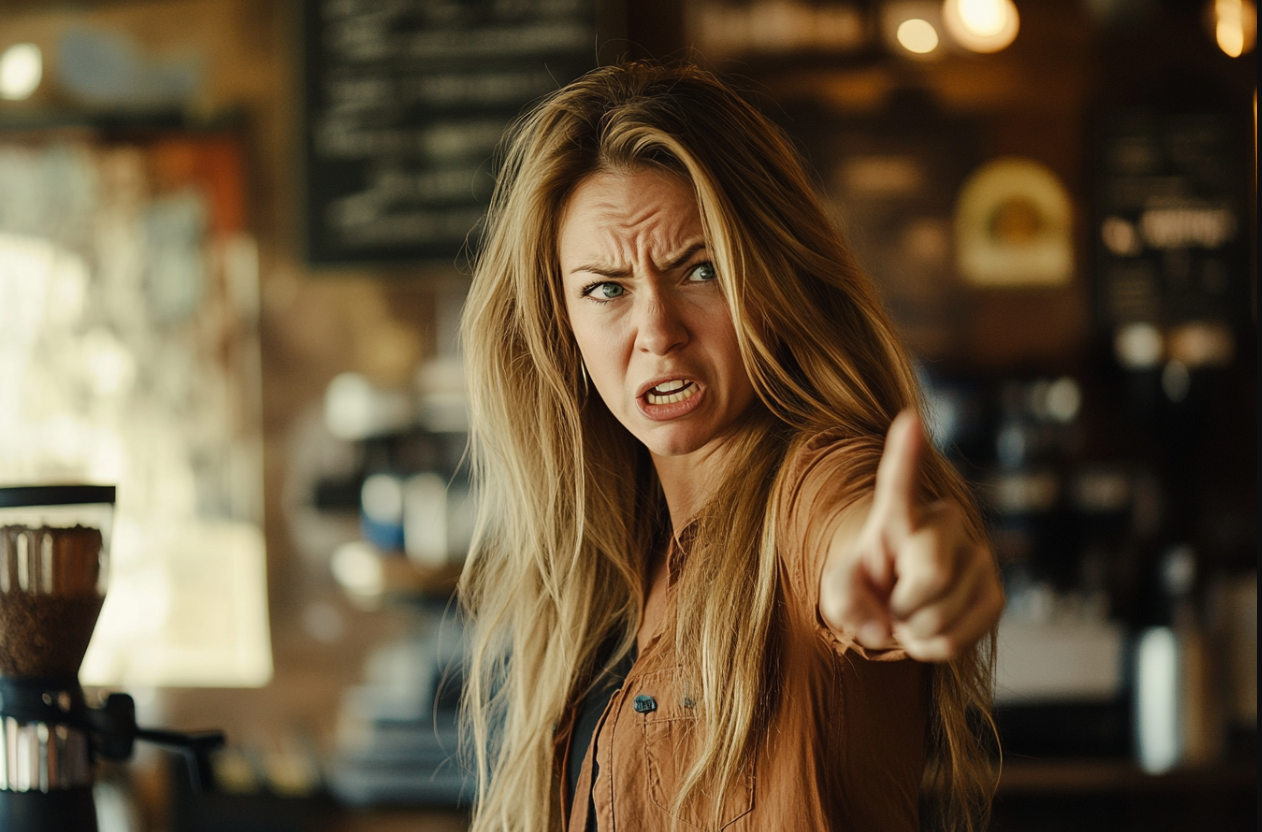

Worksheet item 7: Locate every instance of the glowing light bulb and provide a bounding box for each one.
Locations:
[0,43,42,101]
[1217,20,1243,55]
[943,0,1019,53]
[960,0,1006,35]
[897,18,940,54]
[1212,0,1257,57]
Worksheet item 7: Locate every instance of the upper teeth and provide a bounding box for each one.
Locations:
[646,380,695,405]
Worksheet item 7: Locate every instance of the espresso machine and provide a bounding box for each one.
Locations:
[0,485,224,832]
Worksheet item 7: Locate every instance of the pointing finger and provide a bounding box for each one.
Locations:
[869,409,924,540]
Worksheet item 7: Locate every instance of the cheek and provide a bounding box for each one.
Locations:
[709,314,751,389]
[719,346,756,412]
[568,314,625,390]
[566,298,600,359]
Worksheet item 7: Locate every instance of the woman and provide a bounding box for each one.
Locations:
[460,62,1004,832]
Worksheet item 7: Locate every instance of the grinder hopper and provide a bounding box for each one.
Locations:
[0,485,223,832]
[0,485,114,830]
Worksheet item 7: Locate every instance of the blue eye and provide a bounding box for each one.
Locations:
[687,262,717,282]
[583,281,624,300]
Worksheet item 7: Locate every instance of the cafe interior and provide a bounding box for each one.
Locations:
[0,0,1255,830]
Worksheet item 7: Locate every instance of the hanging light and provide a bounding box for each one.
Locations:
[1209,0,1257,57]
[0,43,43,101]
[882,2,946,58]
[897,18,941,53]
[942,0,1020,53]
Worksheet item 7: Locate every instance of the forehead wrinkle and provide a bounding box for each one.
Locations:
[577,212,704,273]
[560,171,706,277]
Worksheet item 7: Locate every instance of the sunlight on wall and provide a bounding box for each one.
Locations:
[0,141,270,687]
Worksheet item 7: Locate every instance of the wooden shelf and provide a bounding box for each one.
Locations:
[997,757,1257,795]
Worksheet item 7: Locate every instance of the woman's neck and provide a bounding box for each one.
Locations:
[650,407,774,531]
[651,437,737,531]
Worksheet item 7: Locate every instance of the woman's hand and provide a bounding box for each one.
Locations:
[818,410,1003,662]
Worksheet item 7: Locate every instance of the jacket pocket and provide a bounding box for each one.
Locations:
[639,690,754,830]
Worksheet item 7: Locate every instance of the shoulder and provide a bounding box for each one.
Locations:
[775,426,915,663]
[777,426,884,523]
[773,426,882,605]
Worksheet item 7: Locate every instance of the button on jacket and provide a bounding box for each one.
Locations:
[559,431,929,831]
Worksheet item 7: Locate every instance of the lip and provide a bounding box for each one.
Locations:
[636,375,705,421]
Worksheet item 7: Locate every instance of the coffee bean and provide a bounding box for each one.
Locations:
[0,526,104,680]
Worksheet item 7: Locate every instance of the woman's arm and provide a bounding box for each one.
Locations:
[817,411,1004,662]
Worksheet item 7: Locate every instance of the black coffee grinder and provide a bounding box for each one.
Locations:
[0,485,224,831]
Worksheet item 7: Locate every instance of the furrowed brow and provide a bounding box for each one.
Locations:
[658,243,708,272]
[568,262,631,278]
[566,242,707,278]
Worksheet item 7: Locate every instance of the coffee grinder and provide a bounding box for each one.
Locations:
[0,485,224,832]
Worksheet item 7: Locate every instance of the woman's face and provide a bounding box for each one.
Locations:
[559,168,757,462]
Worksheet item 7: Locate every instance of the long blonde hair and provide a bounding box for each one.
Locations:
[460,61,996,832]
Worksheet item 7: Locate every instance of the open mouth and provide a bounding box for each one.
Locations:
[644,379,697,405]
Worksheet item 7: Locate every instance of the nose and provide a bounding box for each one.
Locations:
[633,289,689,356]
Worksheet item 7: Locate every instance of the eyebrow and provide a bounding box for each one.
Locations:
[567,243,708,278]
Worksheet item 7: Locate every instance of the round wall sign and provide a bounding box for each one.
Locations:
[955,157,1073,287]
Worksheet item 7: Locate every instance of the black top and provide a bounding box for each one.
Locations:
[566,644,638,830]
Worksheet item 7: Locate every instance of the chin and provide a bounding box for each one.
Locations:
[638,427,712,458]
[645,441,700,458]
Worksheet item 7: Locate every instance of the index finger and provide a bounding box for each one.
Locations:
[870,409,925,537]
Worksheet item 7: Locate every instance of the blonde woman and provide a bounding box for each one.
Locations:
[460,62,1004,832]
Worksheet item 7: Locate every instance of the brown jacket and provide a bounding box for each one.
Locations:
[560,432,929,831]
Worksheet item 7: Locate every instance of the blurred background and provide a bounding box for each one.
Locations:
[0,0,1254,830]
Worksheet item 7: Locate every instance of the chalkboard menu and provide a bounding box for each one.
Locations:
[1093,111,1251,327]
[302,0,602,266]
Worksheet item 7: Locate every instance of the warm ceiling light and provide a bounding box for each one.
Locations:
[943,0,1019,52]
[1211,0,1257,57]
[0,43,43,101]
[959,0,1006,34]
[897,18,940,53]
